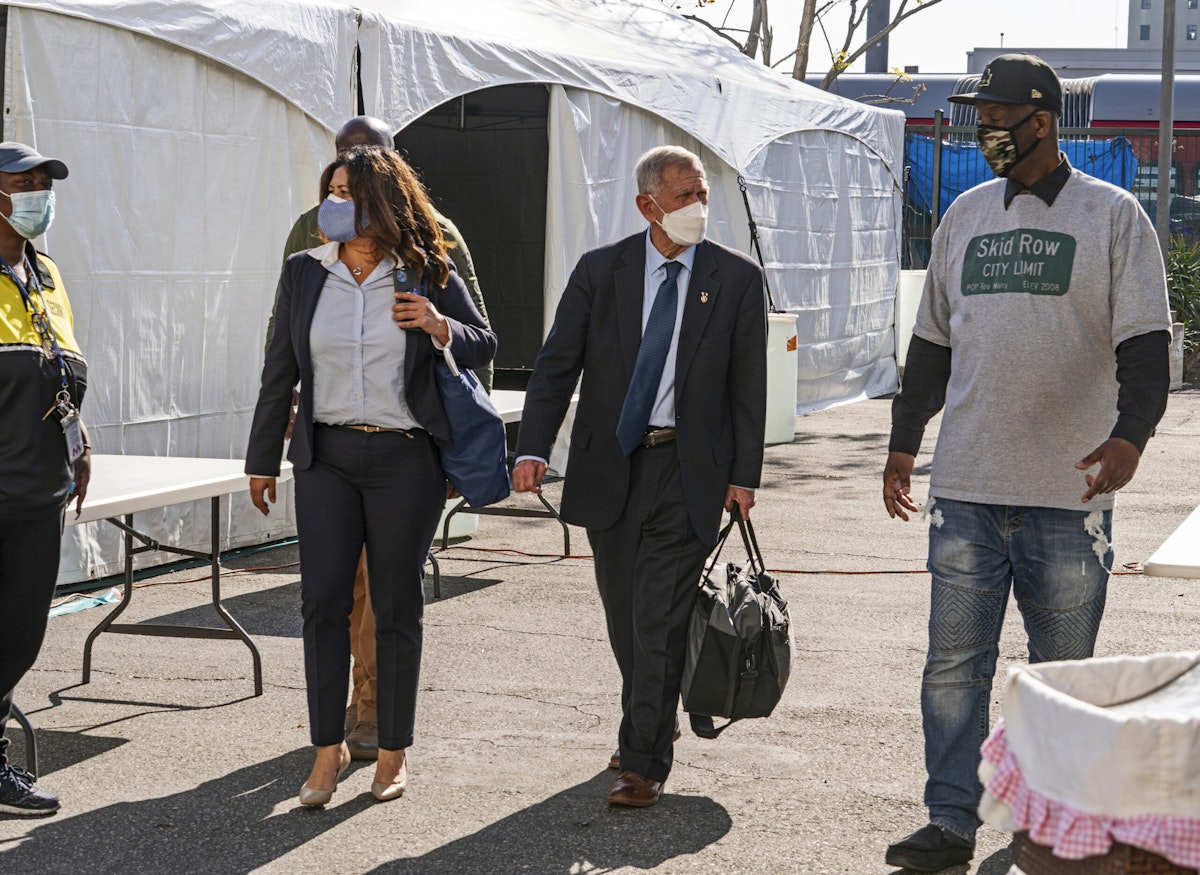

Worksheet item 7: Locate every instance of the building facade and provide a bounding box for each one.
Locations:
[1128,0,1200,53]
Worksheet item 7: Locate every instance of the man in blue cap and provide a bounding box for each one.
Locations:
[0,141,88,817]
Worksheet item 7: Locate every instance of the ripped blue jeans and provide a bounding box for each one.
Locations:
[920,497,1112,842]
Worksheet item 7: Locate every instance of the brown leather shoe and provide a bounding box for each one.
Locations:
[608,727,682,770]
[344,704,358,733]
[345,721,378,761]
[607,771,663,807]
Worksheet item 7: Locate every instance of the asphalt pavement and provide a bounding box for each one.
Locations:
[3,388,1199,875]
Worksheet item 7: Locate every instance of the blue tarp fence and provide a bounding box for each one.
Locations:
[905,133,1138,221]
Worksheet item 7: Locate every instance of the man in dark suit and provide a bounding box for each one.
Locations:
[514,145,767,808]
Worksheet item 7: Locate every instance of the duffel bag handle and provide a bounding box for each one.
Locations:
[701,502,768,581]
[699,506,741,582]
[723,501,767,576]
[734,513,768,580]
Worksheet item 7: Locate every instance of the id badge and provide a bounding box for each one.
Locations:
[62,410,86,464]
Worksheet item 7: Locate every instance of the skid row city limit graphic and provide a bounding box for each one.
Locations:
[961,229,1076,296]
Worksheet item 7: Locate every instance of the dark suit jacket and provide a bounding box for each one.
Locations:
[516,232,767,546]
[245,251,497,477]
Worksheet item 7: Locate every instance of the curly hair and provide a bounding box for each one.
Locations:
[318,145,451,288]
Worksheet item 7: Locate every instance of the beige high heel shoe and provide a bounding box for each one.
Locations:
[299,743,352,807]
[371,749,408,802]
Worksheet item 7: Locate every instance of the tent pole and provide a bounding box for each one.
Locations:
[931,109,944,237]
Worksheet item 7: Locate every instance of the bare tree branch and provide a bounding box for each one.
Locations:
[681,13,749,52]
[819,0,946,89]
[674,0,948,94]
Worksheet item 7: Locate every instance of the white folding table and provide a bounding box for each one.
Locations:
[69,455,293,697]
[1144,504,1200,579]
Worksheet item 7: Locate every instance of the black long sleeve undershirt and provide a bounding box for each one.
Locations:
[1110,329,1171,452]
[889,335,950,456]
[888,330,1172,457]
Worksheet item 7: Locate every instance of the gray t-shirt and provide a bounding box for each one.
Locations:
[914,169,1171,511]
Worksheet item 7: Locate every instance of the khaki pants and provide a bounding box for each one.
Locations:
[349,548,377,723]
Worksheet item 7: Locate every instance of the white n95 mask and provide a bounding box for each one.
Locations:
[652,197,707,247]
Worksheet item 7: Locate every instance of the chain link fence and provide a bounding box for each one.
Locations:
[902,124,1200,269]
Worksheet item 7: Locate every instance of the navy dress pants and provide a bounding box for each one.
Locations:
[294,424,445,751]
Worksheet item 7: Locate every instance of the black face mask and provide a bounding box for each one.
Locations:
[976,110,1039,178]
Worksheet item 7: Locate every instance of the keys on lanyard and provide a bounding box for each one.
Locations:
[41,391,85,464]
[30,309,57,360]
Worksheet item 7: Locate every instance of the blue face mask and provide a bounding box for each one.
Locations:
[317,193,368,242]
[0,189,55,239]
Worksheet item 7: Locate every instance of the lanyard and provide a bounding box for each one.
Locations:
[0,251,73,401]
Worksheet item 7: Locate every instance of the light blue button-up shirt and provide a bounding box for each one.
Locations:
[513,232,698,470]
[307,242,419,430]
[642,229,696,428]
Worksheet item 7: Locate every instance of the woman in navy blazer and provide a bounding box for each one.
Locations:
[246,146,496,807]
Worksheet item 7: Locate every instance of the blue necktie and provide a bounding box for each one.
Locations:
[616,260,682,456]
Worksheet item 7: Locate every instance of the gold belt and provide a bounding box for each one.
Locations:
[342,424,414,436]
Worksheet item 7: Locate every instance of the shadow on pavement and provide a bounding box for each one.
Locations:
[0,748,370,874]
[369,771,732,873]
[2,728,127,778]
[135,571,505,638]
[976,844,1013,873]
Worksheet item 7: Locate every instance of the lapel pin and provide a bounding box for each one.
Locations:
[700,291,709,303]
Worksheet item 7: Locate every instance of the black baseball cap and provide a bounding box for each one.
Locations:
[0,141,69,179]
[949,54,1063,115]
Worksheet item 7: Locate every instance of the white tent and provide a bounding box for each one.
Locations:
[4,0,904,583]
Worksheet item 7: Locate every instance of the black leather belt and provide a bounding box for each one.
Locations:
[641,427,677,448]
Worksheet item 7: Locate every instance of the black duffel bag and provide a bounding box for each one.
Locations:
[680,507,792,739]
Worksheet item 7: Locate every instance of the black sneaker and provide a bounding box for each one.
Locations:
[885,823,974,871]
[0,764,60,816]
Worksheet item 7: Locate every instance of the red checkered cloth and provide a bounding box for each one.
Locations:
[981,720,1200,868]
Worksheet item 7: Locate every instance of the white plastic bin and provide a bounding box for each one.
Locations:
[896,270,926,372]
[765,311,799,444]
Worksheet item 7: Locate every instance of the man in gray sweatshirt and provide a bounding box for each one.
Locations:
[882,54,1172,872]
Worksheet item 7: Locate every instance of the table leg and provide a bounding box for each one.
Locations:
[441,494,571,555]
[427,551,440,599]
[9,703,38,777]
[79,499,263,697]
[82,512,136,685]
[205,497,263,697]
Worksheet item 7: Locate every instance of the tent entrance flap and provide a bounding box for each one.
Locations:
[396,84,550,371]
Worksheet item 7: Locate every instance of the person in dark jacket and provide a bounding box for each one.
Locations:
[514,145,767,808]
[266,115,494,762]
[0,142,89,817]
[245,146,496,807]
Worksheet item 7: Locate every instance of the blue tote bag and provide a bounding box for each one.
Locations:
[397,269,510,508]
[434,343,511,508]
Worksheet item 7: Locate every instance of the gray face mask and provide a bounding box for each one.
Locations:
[318,194,369,242]
[0,188,55,239]
[976,110,1039,178]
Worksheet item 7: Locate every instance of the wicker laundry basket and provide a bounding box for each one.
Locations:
[1013,833,1198,875]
